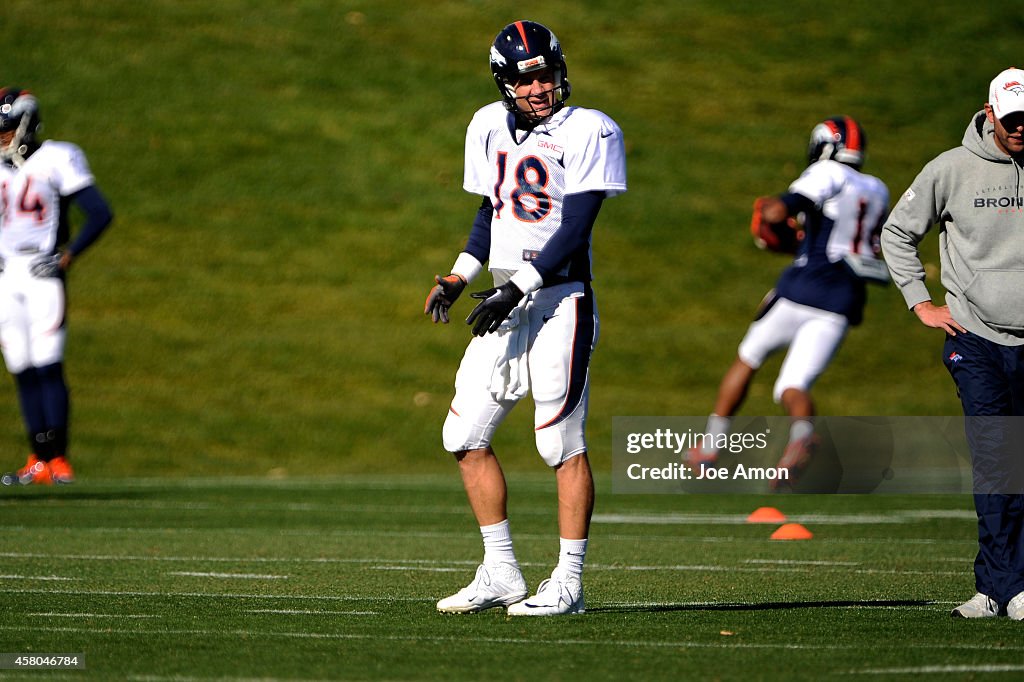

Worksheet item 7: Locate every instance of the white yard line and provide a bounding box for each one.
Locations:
[745,559,860,566]
[244,609,377,616]
[0,527,978,546]
[850,664,1024,675]
[0,587,428,601]
[0,551,477,566]
[166,572,289,580]
[1,623,1019,655]
[0,624,884,650]
[0,497,517,516]
[0,526,557,540]
[126,677,334,682]
[26,612,162,618]
[0,551,964,577]
[592,510,975,525]
[0,551,962,576]
[368,566,467,572]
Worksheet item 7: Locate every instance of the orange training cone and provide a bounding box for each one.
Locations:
[770,523,813,540]
[746,507,787,524]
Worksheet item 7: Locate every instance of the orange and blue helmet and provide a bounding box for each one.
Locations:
[489,21,571,120]
[0,88,41,164]
[808,116,866,169]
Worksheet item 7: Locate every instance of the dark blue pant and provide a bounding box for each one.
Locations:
[943,332,1024,606]
[14,362,70,460]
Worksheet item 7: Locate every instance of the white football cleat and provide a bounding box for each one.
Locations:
[507,568,584,616]
[950,592,1000,619]
[436,562,527,614]
[684,446,718,468]
[1007,591,1024,621]
[771,436,818,491]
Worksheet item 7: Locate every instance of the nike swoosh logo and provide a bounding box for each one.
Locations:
[600,130,615,138]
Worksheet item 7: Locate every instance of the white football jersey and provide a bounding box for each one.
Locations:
[774,159,890,324]
[0,141,95,259]
[788,159,889,263]
[463,102,627,274]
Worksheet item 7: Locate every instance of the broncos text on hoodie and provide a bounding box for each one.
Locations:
[882,110,1024,346]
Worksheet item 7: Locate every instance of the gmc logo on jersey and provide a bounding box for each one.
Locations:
[538,140,563,154]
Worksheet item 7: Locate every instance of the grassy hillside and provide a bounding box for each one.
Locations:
[1,1,1019,478]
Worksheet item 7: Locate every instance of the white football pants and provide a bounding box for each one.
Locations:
[737,295,848,402]
[442,281,598,467]
[0,255,67,374]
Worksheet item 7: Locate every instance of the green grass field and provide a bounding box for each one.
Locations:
[2,477,1020,681]
[2,2,1024,680]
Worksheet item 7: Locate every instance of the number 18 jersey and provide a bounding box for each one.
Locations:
[463,102,627,276]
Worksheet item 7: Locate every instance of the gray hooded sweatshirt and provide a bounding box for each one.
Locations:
[881,110,1024,346]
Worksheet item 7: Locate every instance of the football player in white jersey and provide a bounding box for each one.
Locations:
[425,20,626,615]
[690,117,889,486]
[0,88,113,485]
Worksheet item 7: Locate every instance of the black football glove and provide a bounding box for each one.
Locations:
[466,282,524,336]
[424,274,467,324]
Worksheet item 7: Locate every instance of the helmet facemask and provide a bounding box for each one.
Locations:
[0,90,40,167]
[496,64,569,124]
[489,21,571,127]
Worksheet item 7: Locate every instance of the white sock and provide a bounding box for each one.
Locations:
[788,419,814,445]
[481,520,518,567]
[703,414,731,454]
[557,537,588,580]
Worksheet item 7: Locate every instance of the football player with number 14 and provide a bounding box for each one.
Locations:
[0,88,113,486]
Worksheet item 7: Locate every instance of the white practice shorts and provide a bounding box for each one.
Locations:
[0,255,67,374]
[442,281,598,467]
[737,294,848,402]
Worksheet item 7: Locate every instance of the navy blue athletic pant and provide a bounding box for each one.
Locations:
[943,332,1024,606]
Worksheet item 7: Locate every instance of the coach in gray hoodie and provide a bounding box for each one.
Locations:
[882,68,1024,622]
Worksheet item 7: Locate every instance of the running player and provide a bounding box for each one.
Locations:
[691,117,889,485]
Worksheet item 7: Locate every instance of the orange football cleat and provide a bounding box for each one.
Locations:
[17,454,52,485]
[48,456,75,485]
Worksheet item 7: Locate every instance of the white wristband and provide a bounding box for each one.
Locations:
[451,252,483,283]
[510,264,544,295]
